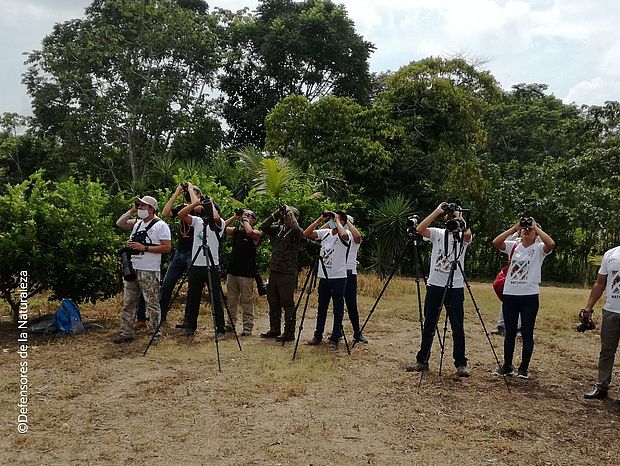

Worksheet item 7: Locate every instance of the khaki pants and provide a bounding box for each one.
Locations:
[596,309,620,390]
[120,270,161,337]
[226,274,254,332]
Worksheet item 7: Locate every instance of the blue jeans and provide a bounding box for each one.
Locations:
[416,285,467,368]
[136,249,191,322]
[344,273,361,336]
[314,277,347,342]
[503,294,539,371]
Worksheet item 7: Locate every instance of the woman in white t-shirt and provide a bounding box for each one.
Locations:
[492,218,555,379]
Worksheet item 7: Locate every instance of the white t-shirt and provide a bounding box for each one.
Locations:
[425,228,471,288]
[189,216,224,267]
[599,246,620,313]
[316,228,352,279]
[503,240,551,296]
[346,240,360,274]
[130,218,171,272]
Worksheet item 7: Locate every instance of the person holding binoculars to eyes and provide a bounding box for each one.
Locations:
[492,217,555,379]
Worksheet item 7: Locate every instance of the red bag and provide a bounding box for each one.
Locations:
[492,243,518,301]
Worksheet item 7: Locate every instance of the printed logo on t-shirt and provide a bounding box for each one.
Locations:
[321,246,335,269]
[433,249,451,274]
[510,259,530,283]
[611,270,620,299]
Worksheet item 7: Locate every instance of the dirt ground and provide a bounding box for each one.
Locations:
[1,279,619,465]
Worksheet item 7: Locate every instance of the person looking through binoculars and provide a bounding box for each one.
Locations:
[406,202,472,376]
[113,196,172,344]
[304,211,352,348]
[223,208,262,336]
[176,184,226,339]
[258,205,303,341]
[492,217,555,379]
[344,215,368,344]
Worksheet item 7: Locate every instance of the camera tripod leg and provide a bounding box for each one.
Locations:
[457,262,510,392]
[283,262,314,347]
[292,266,319,361]
[341,325,351,355]
[354,239,412,348]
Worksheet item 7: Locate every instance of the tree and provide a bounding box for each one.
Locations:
[217,0,374,146]
[23,0,222,189]
[0,172,124,324]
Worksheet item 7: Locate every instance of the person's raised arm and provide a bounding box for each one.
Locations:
[116,203,137,231]
[492,221,520,251]
[240,212,262,244]
[347,219,362,244]
[335,213,349,241]
[532,219,555,254]
[416,203,445,238]
[178,199,201,225]
[304,213,329,240]
[162,185,184,218]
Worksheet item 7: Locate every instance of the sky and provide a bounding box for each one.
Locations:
[2,0,620,116]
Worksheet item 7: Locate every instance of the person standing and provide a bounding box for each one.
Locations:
[583,229,620,401]
[258,206,303,341]
[344,215,368,344]
[304,211,352,348]
[492,217,555,379]
[113,196,171,344]
[406,202,472,377]
[224,209,262,336]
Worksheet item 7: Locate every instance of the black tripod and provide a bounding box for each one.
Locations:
[354,226,445,353]
[418,230,509,391]
[291,253,351,360]
[144,216,242,370]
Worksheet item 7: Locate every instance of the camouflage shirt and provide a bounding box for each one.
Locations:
[259,214,302,275]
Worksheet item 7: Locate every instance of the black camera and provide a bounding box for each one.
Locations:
[300,236,322,254]
[406,215,419,228]
[576,309,596,332]
[322,211,335,220]
[442,202,458,215]
[445,217,467,233]
[520,217,533,229]
[235,208,245,217]
[118,247,137,281]
[181,182,189,191]
[278,205,288,217]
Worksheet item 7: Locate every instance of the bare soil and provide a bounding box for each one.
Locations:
[1,280,619,465]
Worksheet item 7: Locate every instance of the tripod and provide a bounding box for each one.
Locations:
[417,229,509,391]
[291,253,351,360]
[144,216,242,370]
[354,228,445,353]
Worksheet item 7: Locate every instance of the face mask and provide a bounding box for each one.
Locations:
[137,209,149,219]
[327,220,337,229]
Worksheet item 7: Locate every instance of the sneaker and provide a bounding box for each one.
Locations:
[327,338,339,349]
[490,325,505,336]
[495,364,514,377]
[584,386,608,399]
[112,334,134,344]
[517,368,529,379]
[353,333,369,344]
[132,320,147,330]
[178,328,195,337]
[215,332,225,342]
[456,366,470,377]
[406,361,429,372]
[305,337,322,346]
[260,329,281,338]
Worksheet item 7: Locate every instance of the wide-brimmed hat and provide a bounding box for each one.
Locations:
[136,195,158,211]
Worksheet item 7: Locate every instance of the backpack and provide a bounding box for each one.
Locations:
[55,299,85,334]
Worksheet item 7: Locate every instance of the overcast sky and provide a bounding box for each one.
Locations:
[2,0,619,116]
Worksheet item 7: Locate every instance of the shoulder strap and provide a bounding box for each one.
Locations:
[509,242,518,260]
[143,217,160,233]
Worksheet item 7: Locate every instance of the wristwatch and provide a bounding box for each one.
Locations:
[144,245,149,252]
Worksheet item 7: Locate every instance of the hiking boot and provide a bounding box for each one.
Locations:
[406,361,429,372]
[495,363,514,377]
[113,334,134,344]
[260,329,281,338]
[353,333,369,344]
[215,332,225,342]
[178,328,195,337]
[456,366,470,377]
[517,368,529,379]
[305,337,322,346]
[132,320,147,330]
[327,338,339,349]
[275,333,295,342]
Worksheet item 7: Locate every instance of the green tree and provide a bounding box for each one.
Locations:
[23,0,222,189]
[218,0,374,146]
[0,172,123,324]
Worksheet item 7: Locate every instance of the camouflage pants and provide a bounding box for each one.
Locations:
[120,270,161,337]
